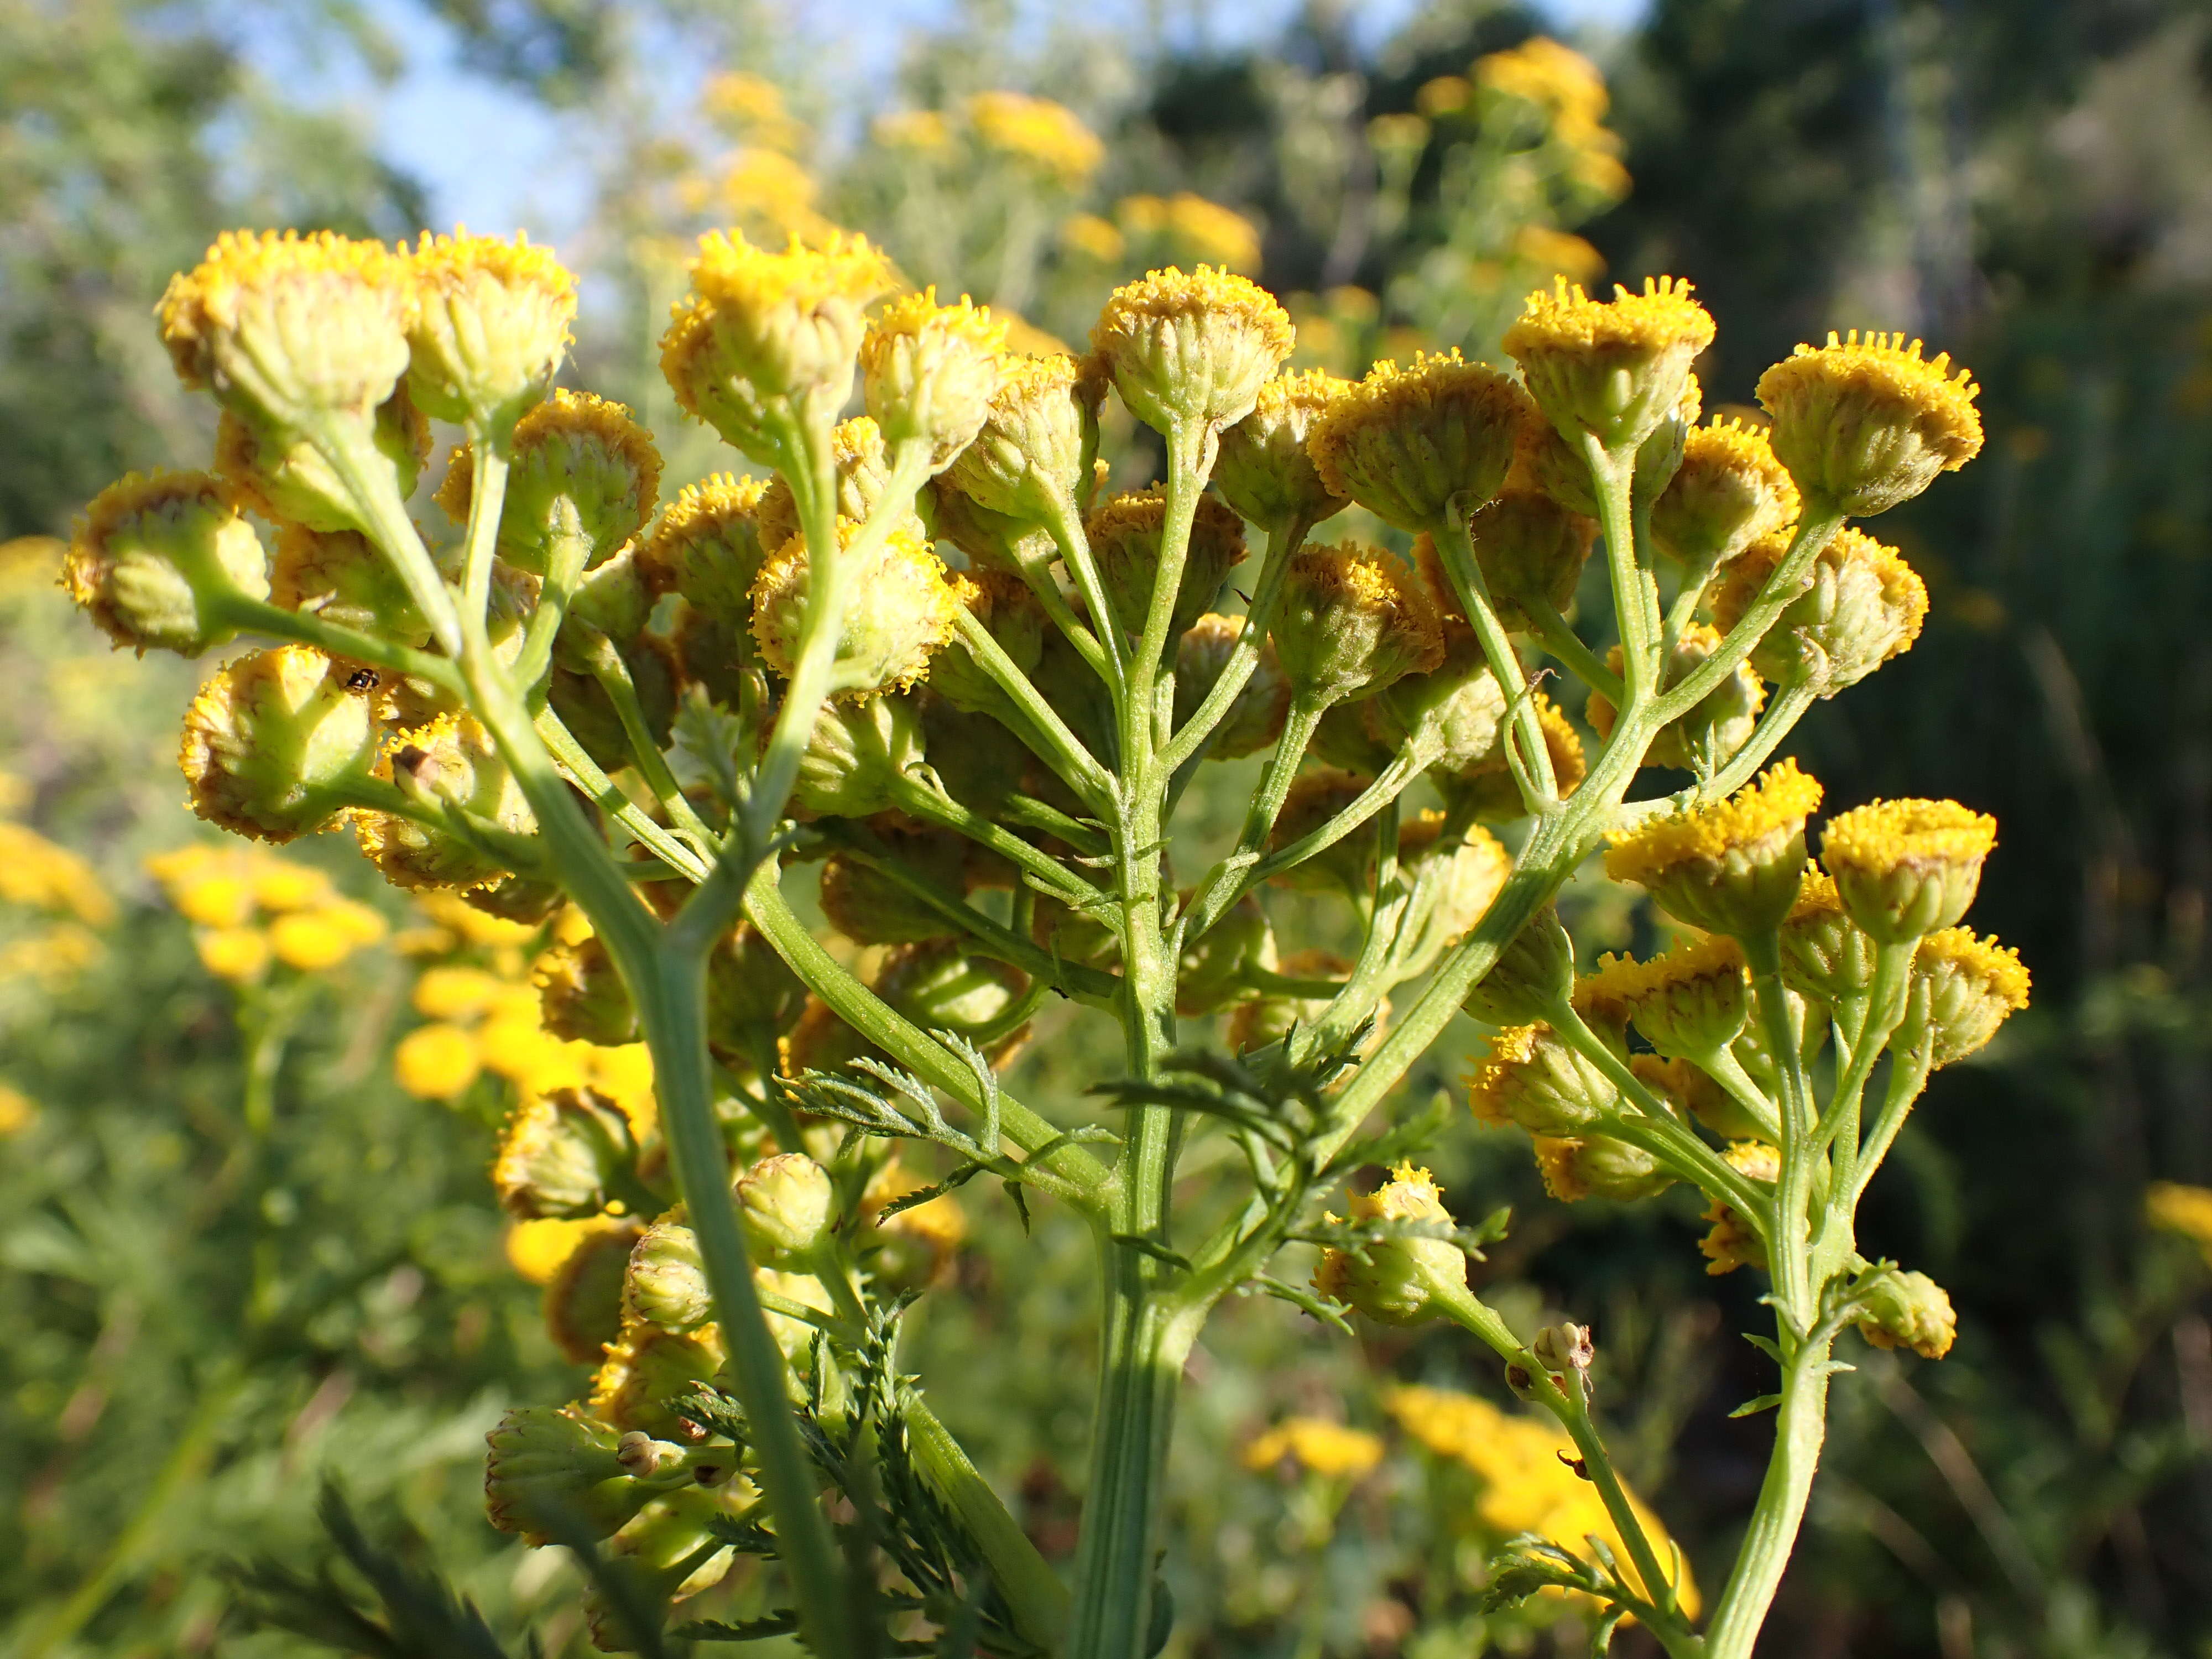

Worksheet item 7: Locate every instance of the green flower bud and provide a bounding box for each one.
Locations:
[179,645,378,843]
[749,521,959,700]
[626,1215,711,1332]
[1851,1267,1957,1359]
[1176,890,1276,1016]
[356,712,537,891]
[1213,369,1353,529]
[1650,416,1799,567]
[1308,351,1532,531]
[271,523,425,643]
[404,231,577,434]
[545,635,680,776]
[493,1087,642,1220]
[1448,491,1595,633]
[1389,815,1514,980]
[1632,1053,1768,1142]
[1172,615,1291,759]
[1777,867,1874,1009]
[1091,265,1294,434]
[484,1404,657,1547]
[672,607,761,712]
[583,1486,747,1652]
[1271,542,1446,708]
[214,387,430,535]
[925,471,1060,575]
[1893,927,2030,1069]
[1361,630,1507,775]
[561,544,655,654]
[638,473,771,625]
[588,1318,727,1441]
[66,472,270,655]
[1311,1164,1467,1326]
[927,569,1047,720]
[1309,700,1396,773]
[1448,691,1588,823]
[1576,936,1749,1062]
[536,933,640,1046]
[791,694,927,818]
[862,288,1010,466]
[875,942,1033,1066]
[1756,331,1983,517]
[546,1217,644,1365]
[1467,1021,1617,1136]
[1462,906,1576,1027]
[1086,487,1248,637]
[1712,528,1928,698]
[1516,376,1703,518]
[945,353,1095,522]
[734,1152,836,1265]
[1030,895,1122,973]
[755,415,919,560]
[818,836,968,946]
[437,389,661,577]
[1587,622,1766,775]
[1266,769,1376,896]
[1603,760,1822,938]
[1820,797,1997,945]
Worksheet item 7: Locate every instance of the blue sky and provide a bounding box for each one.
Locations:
[297,0,1648,243]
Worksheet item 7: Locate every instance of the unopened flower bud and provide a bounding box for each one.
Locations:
[1711,527,1928,697]
[626,1216,712,1331]
[1462,906,1576,1026]
[1444,492,1596,632]
[1310,700,1396,773]
[492,1087,642,1220]
[1467,1021,1618,1136]
[546,1217,644,1365]
[1757,331,1983,517]
[560,545,654,654]
[1085,487,1248,637]
[749,521,959,700]
[926,570,1047,719]
[1091,264,1294,434]
[179,645,379,842]
[734,1152,836,1265]
[356,712,535,890]
[1031,895,1123,973]
[1893,928,2030,1068]
[1517,377,1703,518]
[546,635,680,775]
[1172,615,1291,759]
[1225,949,1374,1055]
[614,1430,688,1479]
[1531,1321,1597,1376]
[404,231,577,434]
[1363,631,1507,774]
[638,473,772,626]
[582,1485,749,1648]
[215,388,430,534]
[485,1404,656,1546]
[1579,936,1750,1062]
[535,933,640,1046]
[272,523,426,642]
[1650,416,1799,567]
[439,389,661,577]
[791,695,927,818]
[1175,890,1276,1015]
[861,287,1010,466]
[1587,623,1765,774]
[706,921,807,1041]
[659,229,898,464]
[818,834,968,946]
[874,942,1034,1065]
[943,353,1094,523]
[926,473,1061,573]
[1634,1053,1767,1142]
[1271,542,1446,707]
[588,1319,727,1441]
[1213,369,1353,528]
[1307,351,1532,531]
[1699,1141,1778,1276]
[1310,1163,1467,1326]
[1603,760,1820,937]
[1776,867,1874,1008]
[1502,276,1715,453]
[66,471,270,655]
[1852,1267,1957,1359]
[1819,797,1996,944]
[158,229,411,425]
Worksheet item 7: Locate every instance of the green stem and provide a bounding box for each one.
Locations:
[512,529,592,696]
[307,409,464,658]
[1582,435,1661,707]
[1661,542,1728,654]
[1526,597,1622,702]
[888,774,1104,908]
[217,595,463,693]
[1692,679,1819,806]
[577,629,718,855]
[1813,940,1912,1180]
[1180,696,1325,940]
[1040,494,1129,692]
[1849,1037,1934,1211]
[1651,513,1844,728]
[1695,1043,1783,1144]
[1158,512,1311,775]
[534,708,710,881]
[461,436,509,627]
[950,606,1115,810]
[1745,931,1818,1335]
[1431,513,1556,805]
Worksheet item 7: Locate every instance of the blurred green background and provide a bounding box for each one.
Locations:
[8,1,2212,1655]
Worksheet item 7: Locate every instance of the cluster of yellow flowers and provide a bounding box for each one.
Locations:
[145,843,385,983]
[1241,1416,1386,1481]
[1384,1384,1697,1615]
[0,774,114,992]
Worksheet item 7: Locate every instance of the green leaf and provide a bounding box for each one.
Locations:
[1728,1394,1782,1418]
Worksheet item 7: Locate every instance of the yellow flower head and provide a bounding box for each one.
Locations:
[1503,276,1714,451]
[1577,934,1749,1061]
[1214,369,1353,529]
[357,711,535,892]
[441,388,661,577]
[492,1086,639,1220]
[505,1215,599,1286]
[942,352,1095,522]
[195,925,272,983]
[0,823,115,927]
[404,229,577,432]
[66,470,270,656]
[1308,350,1534,532]
[1457,488,1598,632]
[1173,614,1293,760]
[1311,1162,1467,1325]
[0,1084,36,1136]
[267,901,384,971]
[395,1021,484,1098]
[749,520,959,699]
[638,472,773,629]
[1242,1418,1386,1480]
[874,109,952,153]
[1820,797,1997,943]
[1271,541,1446,706]
[588,1319,727,1440]
[179,645,379,843]
[1776,863,1877,1008]
[1901,927,2030,1068]
[1604,759,1822,936]
[1477,37,1610,128]
[1756,331,1983,515]
[1091,265,1295,434]
[213,388,430,536]
[967,90,1103,182]
[660,230,898,462]
[158,229,413,425]
[1650,415,1800,566]
[1699,1140,1778,1276]
[2147,1182,2212,1259]
[272,522,426,643]
[860,286,1010,464]
[1158,192,1263,273]
[1531,1130,1672,1203]
[1712,526,1928,698]
[1853,1267,1957,1360]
